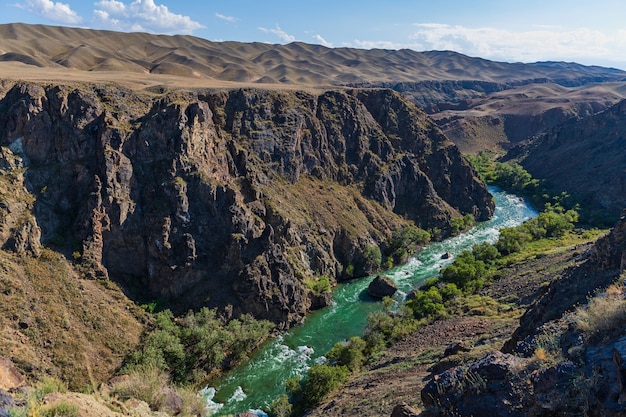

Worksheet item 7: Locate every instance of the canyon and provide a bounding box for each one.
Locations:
[0,81,492,330]
[0,22,625,417]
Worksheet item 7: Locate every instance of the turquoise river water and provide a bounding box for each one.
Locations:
[204,186,538,416]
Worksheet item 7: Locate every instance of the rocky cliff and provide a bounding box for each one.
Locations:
[506,99,626,225]
[422,213,626,416]
[0,82,493,327]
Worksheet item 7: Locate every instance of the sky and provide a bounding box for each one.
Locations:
[2,0,626,70]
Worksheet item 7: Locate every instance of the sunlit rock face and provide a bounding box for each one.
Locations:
[0,83,493,327]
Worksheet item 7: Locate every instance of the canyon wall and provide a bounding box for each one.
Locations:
[0,83,493,327]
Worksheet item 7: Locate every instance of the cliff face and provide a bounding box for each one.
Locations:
[0,82,493,327]
[507,99,626,225]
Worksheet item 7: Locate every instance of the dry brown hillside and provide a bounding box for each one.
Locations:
[2,22,625,156]
[0,23,624,90]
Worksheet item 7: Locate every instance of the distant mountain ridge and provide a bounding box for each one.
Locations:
[1,23,624,91]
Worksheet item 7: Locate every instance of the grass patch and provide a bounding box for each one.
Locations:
[109,366,169,411]
[0,249,145,390]
[40,402,79,417]
[497,228,607,265]
[574,284,626,341]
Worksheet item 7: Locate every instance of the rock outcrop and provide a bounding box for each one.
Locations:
[0,358,24,391]
[368,275,398,298]
[0,82,493,327]
[508,99,626,225]
[422,212,626,416]
[390,402,421,417]
[505,211,626,353]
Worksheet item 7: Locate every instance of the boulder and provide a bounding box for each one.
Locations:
[391,402,421,417]
[0,358,25,391]
[441,252,452,259]
[158,386,183,415]
[421,351,526,416]
[0,390,15,414]
[443,341,472,357]
[368,275,397,298]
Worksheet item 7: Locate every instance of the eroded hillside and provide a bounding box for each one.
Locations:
[0,82,493,329]
[506,99,626,225]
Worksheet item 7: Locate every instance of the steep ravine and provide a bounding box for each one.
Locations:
[0,82,493,328]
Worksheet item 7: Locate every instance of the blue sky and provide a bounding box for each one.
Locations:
[3,0,626,69]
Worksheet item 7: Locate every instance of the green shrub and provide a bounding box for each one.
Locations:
[496,227,530,254]
[451,213,476,235]
[362,245,382,271]
[385,225,430,264]
[122,307,273,384]
[110,365,168,410]
[327,336,367,371]
[302,364,349,407]
[492,161,539,193]
[364,309,419,345]
[441,250,489,292]
[34,376,68,400]
[304,275,332,295]
[267,394,293,417]
[472,242,500,263]
[407,286,446,320]
[439,283,463,300]
[496,206,579,255]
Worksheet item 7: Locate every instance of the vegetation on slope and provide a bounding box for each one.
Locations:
[277,160,615,416]
[121,308,274,385]
[266,187,597,416]
[0,248,145,391]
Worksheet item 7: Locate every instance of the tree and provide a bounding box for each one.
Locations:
[386,225,430,264]
[441,250,488,292]
[363,244,382,272]
[303,364,349,407]
[327,336,367,371]
[407,286,446,319]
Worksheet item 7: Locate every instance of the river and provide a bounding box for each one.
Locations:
[204,186,538,416]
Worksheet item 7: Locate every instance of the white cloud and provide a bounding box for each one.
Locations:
[344,24,626,68]
[346,40,404,50]
[258,25,295,43]
[16,0,82,24]
[93,0,204,35]
[407,23,621,63]
[216,13,236,23]
[313,34,333,48]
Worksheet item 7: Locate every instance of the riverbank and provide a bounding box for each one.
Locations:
[209,187,538,415]
[306,235,602,416]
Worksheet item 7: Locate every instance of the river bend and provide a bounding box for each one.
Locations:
[207,186,538,415]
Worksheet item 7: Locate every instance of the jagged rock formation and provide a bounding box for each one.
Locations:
[505,210,626,353]
[422,212,626,416]
[0,82,493,327]
[507,99,626,225]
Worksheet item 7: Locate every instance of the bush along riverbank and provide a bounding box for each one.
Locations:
[266,165,606,417]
